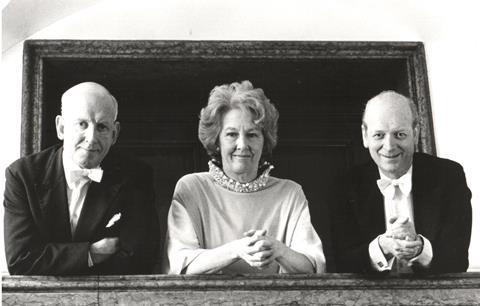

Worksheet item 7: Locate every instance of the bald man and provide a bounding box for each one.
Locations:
[331,91,472,273]
[4,82,159,275]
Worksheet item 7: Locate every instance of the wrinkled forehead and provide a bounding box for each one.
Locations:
[62,93,116,121]
[364,97,414,129]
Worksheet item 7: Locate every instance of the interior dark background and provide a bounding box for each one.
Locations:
[39,58,409,271]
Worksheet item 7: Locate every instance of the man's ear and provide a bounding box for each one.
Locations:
[112,121,121,145]
[55,115,65,140]
[361,124,368,148]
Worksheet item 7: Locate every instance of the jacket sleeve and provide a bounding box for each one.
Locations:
[423,164,472,273]
[4,166,91,275]
[330,172,382,273]
[331,199,377,273]
[94,164,160,275]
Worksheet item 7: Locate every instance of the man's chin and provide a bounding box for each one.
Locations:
[378,162,399,174]
[74,157,100,169]
[379,163,411,179]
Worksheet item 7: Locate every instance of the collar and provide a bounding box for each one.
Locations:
[208,160,273,193]
[377,165,413,199]
[62,150,103,189]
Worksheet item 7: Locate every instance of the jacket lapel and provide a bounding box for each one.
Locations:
[36,146,72,241]
[352,162,386,237]
[412,154,441,240]
[73,154,126,242]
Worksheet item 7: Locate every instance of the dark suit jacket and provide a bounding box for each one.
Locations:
[332,152,472,273]
[4,144,160,275]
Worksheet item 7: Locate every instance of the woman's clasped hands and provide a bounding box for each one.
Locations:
[232,229,286,270]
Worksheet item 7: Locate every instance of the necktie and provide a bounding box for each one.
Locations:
[68,168,103,185]
[377,177,411,200]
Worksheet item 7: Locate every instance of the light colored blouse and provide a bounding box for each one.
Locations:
[163,172,326,274]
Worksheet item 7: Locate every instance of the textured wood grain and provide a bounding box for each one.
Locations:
[3,274,480,305]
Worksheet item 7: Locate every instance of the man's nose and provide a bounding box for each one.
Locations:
[84,125,97,143]
[383,134,396,150]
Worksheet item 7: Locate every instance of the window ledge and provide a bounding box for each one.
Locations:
[3,273,480,305]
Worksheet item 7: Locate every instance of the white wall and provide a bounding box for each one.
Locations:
[1,0,479,273]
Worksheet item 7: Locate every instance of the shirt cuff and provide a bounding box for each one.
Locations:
[408,234,433,267]
[369,235,394,271]
[88,251,94,267]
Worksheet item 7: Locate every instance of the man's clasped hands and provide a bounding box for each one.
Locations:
[379,216,424,262]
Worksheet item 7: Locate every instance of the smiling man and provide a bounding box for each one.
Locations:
[331,90,472,273]
[4,82,159,275]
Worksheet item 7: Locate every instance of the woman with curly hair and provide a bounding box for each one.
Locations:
[163,80,325,275]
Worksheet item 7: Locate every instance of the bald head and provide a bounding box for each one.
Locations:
[362,91,418,131]
[61,82,118,120]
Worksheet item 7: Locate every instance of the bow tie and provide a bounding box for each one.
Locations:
[377,177,412,200]
[68,168,103,186]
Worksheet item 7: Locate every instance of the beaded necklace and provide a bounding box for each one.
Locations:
[208,160,274,193]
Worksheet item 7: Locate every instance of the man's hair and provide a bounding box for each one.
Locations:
[61,82,119,120]
[109,95,119,121]
[361,90,419,130]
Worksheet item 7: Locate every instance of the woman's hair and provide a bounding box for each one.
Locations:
[198,80,279,160]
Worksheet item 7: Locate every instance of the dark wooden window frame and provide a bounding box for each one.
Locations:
[21,40,435,156]
[19,40,437,275]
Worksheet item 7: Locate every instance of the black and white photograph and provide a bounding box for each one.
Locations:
[1,0,479,304]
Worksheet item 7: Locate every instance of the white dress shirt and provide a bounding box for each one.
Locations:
[62,153,102,267]
[63,154,92,236]
[369,166,433,271]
